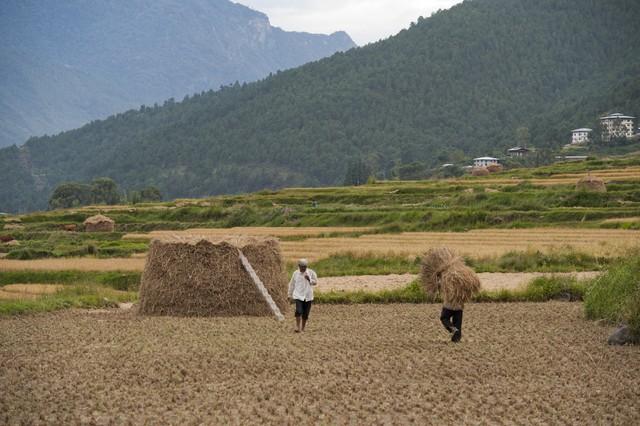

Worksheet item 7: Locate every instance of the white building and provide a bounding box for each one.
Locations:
[473,157,499,168]
[570,128,592,145]
[600,113,635,142]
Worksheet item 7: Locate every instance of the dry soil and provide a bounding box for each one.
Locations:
[1,303,638,424]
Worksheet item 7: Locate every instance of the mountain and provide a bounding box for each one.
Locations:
[0,0,356,147]
[2,0,640,213]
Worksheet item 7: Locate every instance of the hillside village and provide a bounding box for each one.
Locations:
[464,111,639,175]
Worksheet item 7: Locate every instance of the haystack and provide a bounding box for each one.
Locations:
[576,175,606,192]
[486,164,503,173]
[138,236,288,318]
[420,247,481,310]
[472,167,490,177]
[83,214,115,232]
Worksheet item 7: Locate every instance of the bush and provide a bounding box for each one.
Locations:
[6,248,55,260]
[584,252,640,334]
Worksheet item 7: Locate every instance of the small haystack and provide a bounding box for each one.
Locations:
[576,175,606,192]
[471,167,490,177]
[420,247,481,310]
[138,236,288,318]
[486,164,503,173]
[83,214,115,232]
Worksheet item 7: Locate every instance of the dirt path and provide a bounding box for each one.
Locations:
[1,304,638,424]
[316,271,600,293]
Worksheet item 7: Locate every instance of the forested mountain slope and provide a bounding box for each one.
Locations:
[0,0,355,147]
[2,0,639,213]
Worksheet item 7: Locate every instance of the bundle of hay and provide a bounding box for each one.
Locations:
[471,167,490,177]
[486,164,503,173]
[138,236,288,317]
[83,214,115,232]
[420,247,481,310]
[576,175,606,193]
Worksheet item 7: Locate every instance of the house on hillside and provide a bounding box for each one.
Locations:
[570,128,592,145]
[600,113,635,142]
[507,147,530,157]
[473,157,499,168]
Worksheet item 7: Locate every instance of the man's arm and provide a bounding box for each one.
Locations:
[308,270,318,286]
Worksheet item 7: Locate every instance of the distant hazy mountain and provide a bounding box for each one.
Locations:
[0,0,355,147]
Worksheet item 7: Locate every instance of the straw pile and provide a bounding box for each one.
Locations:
[138,236,287,317]
[576,175,606,192]
[472,167,490,176]
[83,214,115,232]
[486,164,503,173]
[420,247,481,310]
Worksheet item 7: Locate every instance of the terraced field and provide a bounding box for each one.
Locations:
[1,303,638,424]
[2,227,636,270]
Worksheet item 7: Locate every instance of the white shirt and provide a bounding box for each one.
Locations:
[288,269,318,301]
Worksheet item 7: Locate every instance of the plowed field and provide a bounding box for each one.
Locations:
[1,303,638,424]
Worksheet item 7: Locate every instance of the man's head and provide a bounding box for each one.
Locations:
[298,258,308,272]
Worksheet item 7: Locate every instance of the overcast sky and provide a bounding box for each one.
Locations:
[236,0,463,45]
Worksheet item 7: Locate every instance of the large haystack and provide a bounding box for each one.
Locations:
[420,247,481,310]
[576,175,606,192]
[472,167,490,177]
[138,236,288,317]
[83,214,115,232]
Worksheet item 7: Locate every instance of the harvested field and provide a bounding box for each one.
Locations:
[123,226,372,240]
[281,228,640,261]
[316,271,600,293]
[0,284,64,300]
[1,228,637,271]
[0,257,145,271]
[1,303,638,424]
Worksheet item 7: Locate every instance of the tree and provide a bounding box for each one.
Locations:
[343,159,372,186]
[516,127,530,148]
[48,182,93,210]
[140,186,162,202]
[441,164,464,178]
[91,177,120,205]
[395,162,428,180]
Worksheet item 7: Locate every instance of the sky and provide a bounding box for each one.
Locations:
[236,0,462,46]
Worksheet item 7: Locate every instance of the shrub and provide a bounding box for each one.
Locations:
[584,252,640,334]
[6,248,55,260]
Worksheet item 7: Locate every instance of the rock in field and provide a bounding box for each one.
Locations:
[608,326,639,345]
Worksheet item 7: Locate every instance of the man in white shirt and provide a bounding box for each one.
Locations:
[288,258,318,333]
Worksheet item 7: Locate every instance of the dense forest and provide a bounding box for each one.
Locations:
[2,0,640,213]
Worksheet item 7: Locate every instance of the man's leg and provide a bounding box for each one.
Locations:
[294,300,303,332]
[301,301,312,331]
[440,307,454,332]
[451,310,463,342]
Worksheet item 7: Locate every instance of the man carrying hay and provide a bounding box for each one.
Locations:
[288,259,318,332]
[420,247,481,342]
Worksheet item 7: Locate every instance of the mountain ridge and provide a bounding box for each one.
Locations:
[0,0,356,147]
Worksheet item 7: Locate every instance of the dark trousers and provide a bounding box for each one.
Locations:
[295,300,312,320]
[440,307,463,342]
